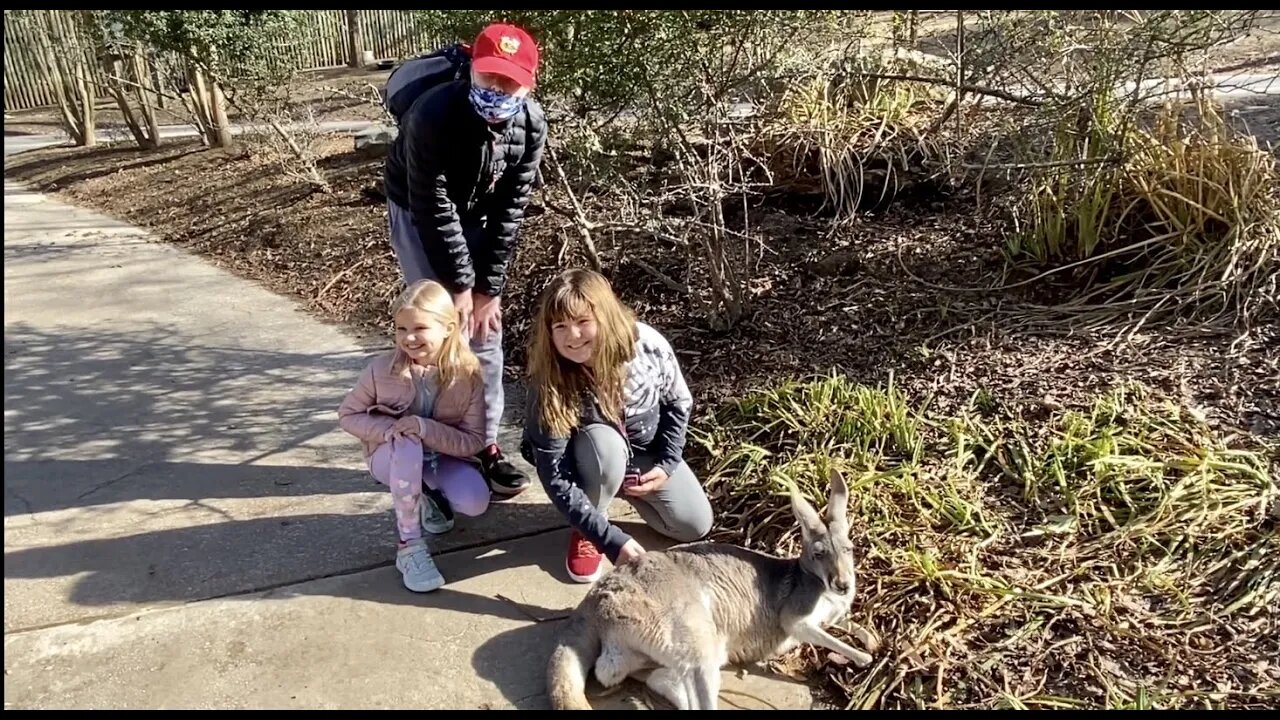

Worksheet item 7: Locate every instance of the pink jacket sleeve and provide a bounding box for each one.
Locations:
[419,375,487,458]
[338,363,396,443]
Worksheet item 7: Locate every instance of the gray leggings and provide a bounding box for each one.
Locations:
[572,423,714,543]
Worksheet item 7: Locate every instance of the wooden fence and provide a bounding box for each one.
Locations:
[3,10,440,112]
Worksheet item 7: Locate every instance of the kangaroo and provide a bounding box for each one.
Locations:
[546,471,877,710]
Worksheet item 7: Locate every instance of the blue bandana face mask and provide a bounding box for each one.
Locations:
[469,85,526,123]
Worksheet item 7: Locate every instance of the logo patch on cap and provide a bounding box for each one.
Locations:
[498,35,521,55]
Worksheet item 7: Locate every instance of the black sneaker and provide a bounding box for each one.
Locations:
[478,444,530,497]
[419,485,455,535]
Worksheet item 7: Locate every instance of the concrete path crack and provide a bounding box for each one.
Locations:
[5,488,36,519]
[73,461,156,501]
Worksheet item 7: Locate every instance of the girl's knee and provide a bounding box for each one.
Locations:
[571,424,628,490]
[666,504,714,543]
[367,443,394,485]
[435,460,490,517]
[662,470,715,542]
[369,437,424,484]
[450,483,490,518]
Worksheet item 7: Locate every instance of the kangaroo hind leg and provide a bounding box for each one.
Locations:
[594,639,649,688]
[642,666,691,710]
[688,662,721,711]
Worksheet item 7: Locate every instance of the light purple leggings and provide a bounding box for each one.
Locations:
[368,436,490,542]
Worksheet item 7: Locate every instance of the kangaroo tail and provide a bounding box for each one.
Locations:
[546,611,602,710]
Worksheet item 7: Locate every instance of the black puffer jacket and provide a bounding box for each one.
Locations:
[383,78,547,296]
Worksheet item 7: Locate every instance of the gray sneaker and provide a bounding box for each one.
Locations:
[396,538,445,593]
[420,487,455,535]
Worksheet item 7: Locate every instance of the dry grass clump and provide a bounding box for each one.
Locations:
[1008,91,1280,328]
[693,375,1279,709]
[754,53,946,219]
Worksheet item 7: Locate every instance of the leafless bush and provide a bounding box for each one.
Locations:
[232,93,331,193]
[527,11,1274,332]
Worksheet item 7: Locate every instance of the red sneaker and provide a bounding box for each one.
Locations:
[565,530,603,583]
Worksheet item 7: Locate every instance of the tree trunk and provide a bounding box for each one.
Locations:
[189,64,211,143]
[152,58,168,110]
[31,10,93,147]
[102,56,152,149]
[32,15,77,137]
[188,64,218,147]
[345,10,364,68]
[131,51,161,147]
[893,10,921,50]
[208,80,234,148]
[70,13,96,147]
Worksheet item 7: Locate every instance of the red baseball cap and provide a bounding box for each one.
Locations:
[471,23,539,89]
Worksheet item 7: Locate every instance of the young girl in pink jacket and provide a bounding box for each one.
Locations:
[338,279,490,592]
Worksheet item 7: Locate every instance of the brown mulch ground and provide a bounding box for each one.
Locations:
[4,131,1276,448]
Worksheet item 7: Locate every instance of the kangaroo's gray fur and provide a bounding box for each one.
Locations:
[546,471,877,710]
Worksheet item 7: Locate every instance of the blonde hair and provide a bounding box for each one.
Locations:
[529,269,637,438]
[389,279,480,390]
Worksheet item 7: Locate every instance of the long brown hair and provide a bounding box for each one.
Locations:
[528,269,637,438]
[389,279,480,390]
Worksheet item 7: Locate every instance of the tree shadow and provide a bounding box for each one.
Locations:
[3,505,679,640]
[4,141,202,191]
[3,315,562,630]
[1,233,155,264]
[4,319,534,503]
[4,321,371,515]
[3,503,569,620]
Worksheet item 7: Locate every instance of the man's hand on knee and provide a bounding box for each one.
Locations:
[451,290,474,339]
[472,292,502,343]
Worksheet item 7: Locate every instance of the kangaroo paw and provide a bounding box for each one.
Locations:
[794,623,874,668]
[847,622,881,654]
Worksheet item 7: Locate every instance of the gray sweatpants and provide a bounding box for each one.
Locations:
[387,199,503,447]
[572,423,714,543]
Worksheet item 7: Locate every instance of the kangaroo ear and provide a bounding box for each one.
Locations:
[825,469,849,535]
[790,486,825,541]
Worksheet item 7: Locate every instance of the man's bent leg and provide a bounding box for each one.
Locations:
[463,222,529,496]
[471,320,505,447]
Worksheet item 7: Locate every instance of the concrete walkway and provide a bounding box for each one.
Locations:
[2,158,813,708]
[3,119,380,157]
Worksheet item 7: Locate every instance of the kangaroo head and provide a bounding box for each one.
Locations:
[790,470,855,597]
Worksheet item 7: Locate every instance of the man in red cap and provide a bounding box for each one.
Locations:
[382,22,546,501]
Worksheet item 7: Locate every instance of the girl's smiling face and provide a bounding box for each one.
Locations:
[551,312,598,366]
[395,307,449,365]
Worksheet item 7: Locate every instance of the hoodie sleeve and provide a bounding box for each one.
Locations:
[524,385,633,562]
[643,328,693,478]
[337,362,396,443]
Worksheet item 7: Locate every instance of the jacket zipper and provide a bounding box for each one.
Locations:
[470,133,495,215]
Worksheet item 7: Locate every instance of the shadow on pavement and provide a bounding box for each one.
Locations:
[3,504,568,614]
[3,321,558,630]
[4,321,368,516]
